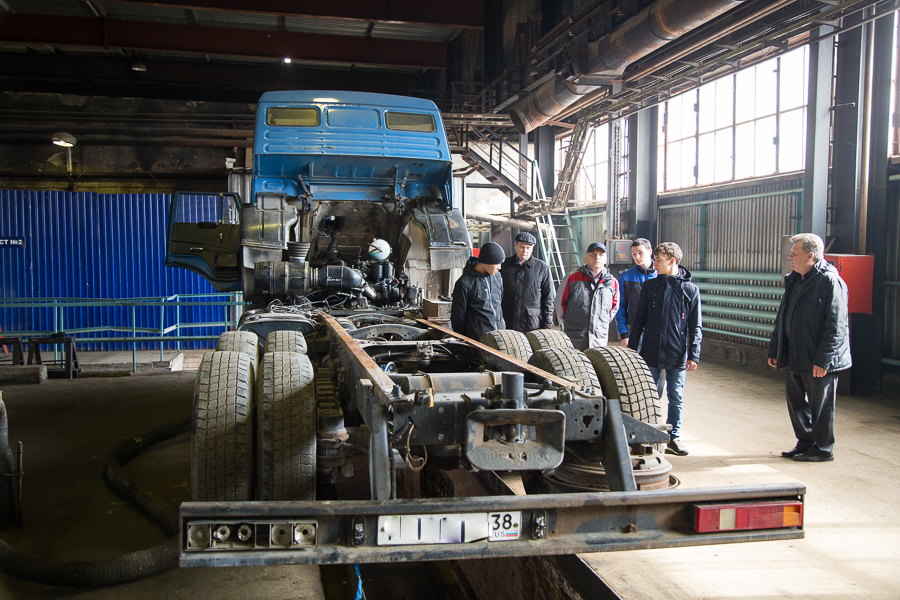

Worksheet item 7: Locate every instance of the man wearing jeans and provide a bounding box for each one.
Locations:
[627,242,702,456]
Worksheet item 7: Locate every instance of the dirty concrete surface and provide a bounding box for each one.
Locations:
[0,355,898,599]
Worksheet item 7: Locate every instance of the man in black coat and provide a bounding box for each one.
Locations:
[500,231,555,332]
[451,242,506,343]
[768,233,851,462]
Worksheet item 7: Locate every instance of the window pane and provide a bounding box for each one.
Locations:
[681,136,697,188]
[754,115,777,176]
[698,132,714,185]
[735,69,755,123]
[681,89,698,138]
[668,96,682,140]
[667,140,682,190]
[658,142,665,191]
[385,111,435,132]
[266,107,319,126]
[715,76,734,130]
[779,108,806,172]
[779,48,807,111]
[699,82,715,134]
[755,59,778,117]
[735,122,754,179]
[715,128,734,183]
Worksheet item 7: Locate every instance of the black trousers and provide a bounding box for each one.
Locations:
[785,370,837,453]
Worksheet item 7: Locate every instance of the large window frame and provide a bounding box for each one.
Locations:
[658,46,810,192]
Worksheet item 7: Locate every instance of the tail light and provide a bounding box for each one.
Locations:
[693,501,803,533]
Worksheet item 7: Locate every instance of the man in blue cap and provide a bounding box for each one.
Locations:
[451,241,506,342]
[500,231,555,333]
[554,242,619,350]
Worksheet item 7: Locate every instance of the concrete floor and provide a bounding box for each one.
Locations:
[0,355,898,599]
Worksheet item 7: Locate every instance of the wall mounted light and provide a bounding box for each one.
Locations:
[283,57,291,64]
[132,61,147,72]
[51,132,76,173]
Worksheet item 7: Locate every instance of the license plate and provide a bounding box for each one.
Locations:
[377,511,521,546]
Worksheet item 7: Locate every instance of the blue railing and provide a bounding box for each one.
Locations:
[0,293,247,370]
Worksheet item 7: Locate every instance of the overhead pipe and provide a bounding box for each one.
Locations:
[509,0,745,134]
[465,212,540,231]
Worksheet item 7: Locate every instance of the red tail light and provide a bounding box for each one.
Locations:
[693,501,803,533]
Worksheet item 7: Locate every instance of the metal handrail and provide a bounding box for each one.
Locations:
[0,293,247,371]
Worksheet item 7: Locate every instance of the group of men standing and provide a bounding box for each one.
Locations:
[450,229,850,462]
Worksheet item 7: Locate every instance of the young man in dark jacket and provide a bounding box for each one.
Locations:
[555,242,619,350]
[768,233,851,462]
[500,231,555,332]
[628,242,702,456]
[451,242,506,343]
[616,238,657,347]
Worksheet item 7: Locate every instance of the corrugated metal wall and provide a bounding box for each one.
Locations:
[657,177,802,348]
[0,190,224,350]
[886,179,900,362]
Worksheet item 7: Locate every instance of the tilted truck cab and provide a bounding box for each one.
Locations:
[167,91,804,567]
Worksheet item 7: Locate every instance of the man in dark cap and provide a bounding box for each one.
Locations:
[451,241,506,342]
[555,242,619,350]
[500,231,555,333]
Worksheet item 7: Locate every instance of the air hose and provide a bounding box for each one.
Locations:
[0,417,190,587]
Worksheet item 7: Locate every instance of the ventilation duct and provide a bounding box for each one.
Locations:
[509,0,745,134]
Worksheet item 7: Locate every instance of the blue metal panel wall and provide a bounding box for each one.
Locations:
[0,190,224,350]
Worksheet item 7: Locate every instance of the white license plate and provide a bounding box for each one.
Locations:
[377,511,521,546]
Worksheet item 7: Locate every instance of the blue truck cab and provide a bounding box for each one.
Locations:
[167,91,470,306]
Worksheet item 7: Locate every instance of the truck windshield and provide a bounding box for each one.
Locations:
[266,107,319,126]
[385,112,436,132]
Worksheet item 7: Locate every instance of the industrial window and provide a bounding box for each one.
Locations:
[385,112,436,132]
[658,45,809,191]
[266,107,320,127]
[891,11,900,156]
[556,120,628,209]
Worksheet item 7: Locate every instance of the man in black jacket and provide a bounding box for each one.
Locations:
[768,233,851,462]
[451,242,506,342]
[500,231,555,332]
[628,242,702,456]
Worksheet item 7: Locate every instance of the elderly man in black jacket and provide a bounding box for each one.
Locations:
[500,231,555,332]
[451,242,506,342]
[768,233,851,462]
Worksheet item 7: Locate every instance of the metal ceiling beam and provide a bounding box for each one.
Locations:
[0,13,446,69]
[0,53,423,96]
[101,0,484,29]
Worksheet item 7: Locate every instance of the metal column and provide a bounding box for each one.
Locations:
[802,27,834,239]
[627,107,658,242]
[831,12,868,254]
[860,6,894,392]
[534,125,556,199]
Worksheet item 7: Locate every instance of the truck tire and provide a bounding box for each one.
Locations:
[216,331,260,371]
[264,330,308,354]
[528,347,600,388]
[526,329,574,352]
[257,351,316,501]
[191,351,254,502]
[482,330,533,363]
[584,347,662,423]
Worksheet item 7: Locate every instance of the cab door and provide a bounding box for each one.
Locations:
[166,192,243,291]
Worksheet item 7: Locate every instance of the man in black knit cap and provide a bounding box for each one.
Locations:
[451,241,506,342]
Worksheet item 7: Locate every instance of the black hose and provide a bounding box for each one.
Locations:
[0,418,190,587]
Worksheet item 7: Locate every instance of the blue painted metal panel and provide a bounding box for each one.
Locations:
[0,190,224,350]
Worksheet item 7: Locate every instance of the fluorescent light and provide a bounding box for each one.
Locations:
[283,57,291,64]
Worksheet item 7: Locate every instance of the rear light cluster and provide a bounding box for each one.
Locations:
[692,501,803,533]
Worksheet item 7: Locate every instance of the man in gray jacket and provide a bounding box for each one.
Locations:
[451,242,506,342]
[554,242,619,350]
[768,233,851,462]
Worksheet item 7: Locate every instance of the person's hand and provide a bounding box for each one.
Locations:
[686,360,698,372]
[620,338,629,347]
[813,365,827,377]
[767,358,778,368]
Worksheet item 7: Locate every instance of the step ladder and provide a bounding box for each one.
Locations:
[535,211,580,290]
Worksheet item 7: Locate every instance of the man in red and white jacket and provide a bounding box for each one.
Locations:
[554,242,619,351]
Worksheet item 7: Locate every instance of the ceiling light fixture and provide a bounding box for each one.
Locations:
[283,57,292,64]
[132,61,147,72]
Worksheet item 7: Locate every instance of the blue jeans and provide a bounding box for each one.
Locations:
[649,367,686,440]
